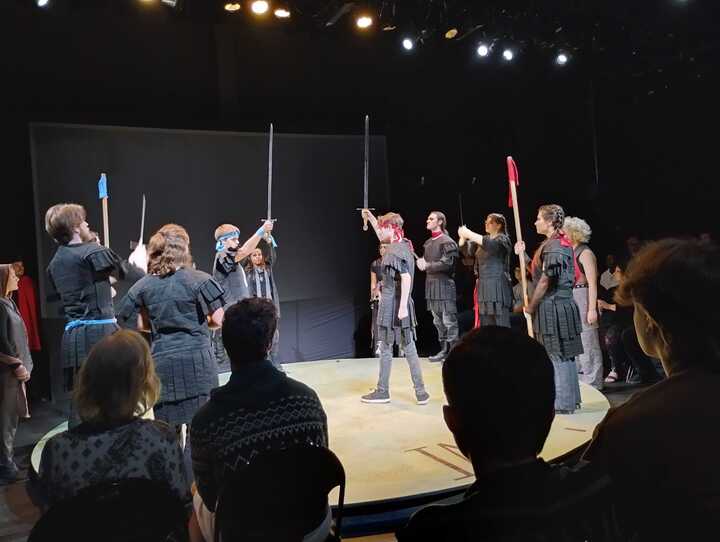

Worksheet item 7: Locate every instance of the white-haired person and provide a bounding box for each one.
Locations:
[563,217,603,390]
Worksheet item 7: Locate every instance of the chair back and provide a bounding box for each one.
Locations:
[215,445,345,542]
[29,478,188,542]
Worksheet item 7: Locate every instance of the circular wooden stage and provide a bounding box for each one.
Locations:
[32,357,610,510]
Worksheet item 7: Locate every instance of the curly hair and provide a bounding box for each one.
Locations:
[45,203,86,245]
[538,204,565,231]
[74,330,161,424]
[615,238,720,370]
[147,224,192,277]
[563,216,592,244]
[377,212,404,228]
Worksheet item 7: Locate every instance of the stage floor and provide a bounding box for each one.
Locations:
[32,357,610,507]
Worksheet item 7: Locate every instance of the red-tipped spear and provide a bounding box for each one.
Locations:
[507,156,534,338]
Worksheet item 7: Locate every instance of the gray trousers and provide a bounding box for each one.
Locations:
[430,310,459,343]
[377,340,426,395]
[548,353,582,412]
[572,287,604,390]
[0,368,19,466]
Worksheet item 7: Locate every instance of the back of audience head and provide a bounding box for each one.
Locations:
[442,327,555,470]
[74,330,160,425]
[222,298,278,366]
[614,238,720,374]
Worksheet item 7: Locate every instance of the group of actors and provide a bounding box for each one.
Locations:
[361,203,601,415]
[18,197,595,451]
[42,202,279,431]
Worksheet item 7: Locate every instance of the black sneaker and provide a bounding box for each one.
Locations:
[361,389,391,403]
[415,391,430,405]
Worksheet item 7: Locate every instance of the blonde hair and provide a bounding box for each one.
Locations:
[74,330,161,424]
[377,212,404,228]
[147,224,192,277]
[563,216,592,244]
[45,203,86,245]
[214,224,239,240]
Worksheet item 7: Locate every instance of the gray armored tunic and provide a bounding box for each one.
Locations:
[474,234,513,316]
[377,241,417,346]
[422,234,458,314]
[532,239,584,358]
[119,268,225,425]
[213,249,249,307]
[47,243,124,380]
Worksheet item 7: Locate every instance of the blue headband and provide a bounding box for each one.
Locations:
[216,231,239,251]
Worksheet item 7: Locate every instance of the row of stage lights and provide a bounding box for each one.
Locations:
[33,0,292,18]
[400,38,571,66]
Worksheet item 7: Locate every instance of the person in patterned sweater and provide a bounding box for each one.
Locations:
[189,298,328,542]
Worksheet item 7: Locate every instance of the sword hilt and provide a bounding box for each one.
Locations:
[356,208,375,231]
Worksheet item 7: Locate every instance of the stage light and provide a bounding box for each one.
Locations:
[36,0,50,6]
[556,52,569,65]
[445,28,458,39]
[274,8,290,18]
[224,2,241,11]
[356,15,373,29]
[251,0,269,15]
[402,38,414,51]
[502,49,514,61]
[161,0,180,7]
[477,43,489,57]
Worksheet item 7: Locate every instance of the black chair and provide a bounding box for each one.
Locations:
[214,445,346,542]
[28,478,188,542]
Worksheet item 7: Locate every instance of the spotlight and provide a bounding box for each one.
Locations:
[36,0,50,6]
[502,49,514,61]
[556,52,569,65]
[224,2,241,11]
[445,28,458,39]
[356,15,373,29]
[476,43,489,57]
[250,0,269,15]
[161,0,181,7]
[402,38,414,51]
[274,8,290,18]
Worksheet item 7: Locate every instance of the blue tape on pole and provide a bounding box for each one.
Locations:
[98,173,108,199]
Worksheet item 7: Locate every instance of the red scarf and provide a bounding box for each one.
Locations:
[430,230,443,239]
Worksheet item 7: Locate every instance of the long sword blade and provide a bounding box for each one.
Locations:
[139,194,146,244]
[363,115,369,208]
[458,192,464,225]
[267,123,273,220]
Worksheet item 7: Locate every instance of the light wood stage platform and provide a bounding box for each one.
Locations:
[32,357,610,511]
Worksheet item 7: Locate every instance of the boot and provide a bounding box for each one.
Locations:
[428,341,449,363]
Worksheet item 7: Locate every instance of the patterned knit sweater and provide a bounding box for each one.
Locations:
[190,361,328,512]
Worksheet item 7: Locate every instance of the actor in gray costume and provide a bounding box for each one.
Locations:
[458,213,514,328]
[417,211,458,362]
[212,221,273,367]
[360,209,429,405]
[516,204,583,414]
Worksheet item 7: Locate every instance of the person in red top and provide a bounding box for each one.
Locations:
[11,261,41,353]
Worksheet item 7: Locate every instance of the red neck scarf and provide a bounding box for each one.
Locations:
[430,230,443,239]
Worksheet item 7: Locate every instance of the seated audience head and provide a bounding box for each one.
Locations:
[615,238,720,375]
[562,216,592,245]
[222,298,278,366]
[147,224,192,276]
[44,203,92,245]
[442,326,555,470]
[74,330,160,424]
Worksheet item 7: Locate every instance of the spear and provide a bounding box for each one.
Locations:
[507,156,534,338]
[97,173,110,248]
